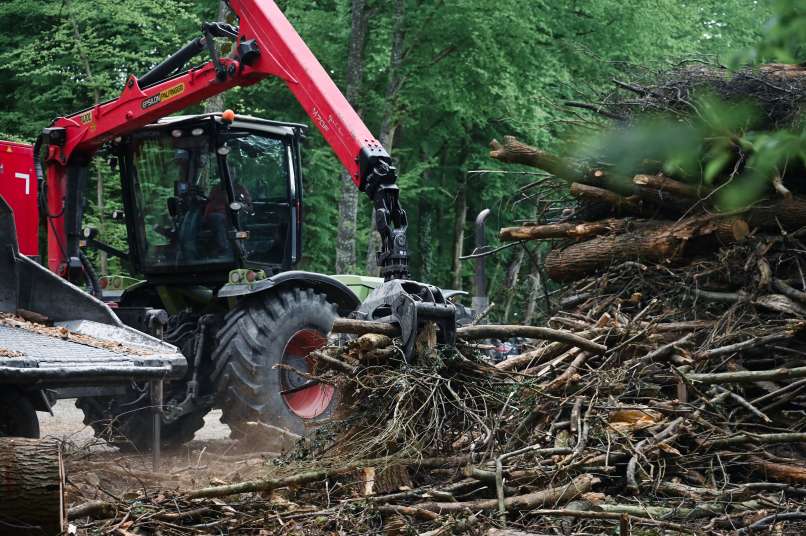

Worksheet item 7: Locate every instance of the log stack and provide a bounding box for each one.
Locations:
[492,135,804,282]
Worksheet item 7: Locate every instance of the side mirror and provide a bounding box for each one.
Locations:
[167,197,178,218]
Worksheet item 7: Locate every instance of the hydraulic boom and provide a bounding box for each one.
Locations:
[41,0,408,281]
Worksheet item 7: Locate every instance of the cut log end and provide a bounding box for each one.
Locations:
[0,438,65,535]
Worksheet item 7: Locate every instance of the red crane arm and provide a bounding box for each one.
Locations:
[49,0,383,188]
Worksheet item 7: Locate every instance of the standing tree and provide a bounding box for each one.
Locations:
[366,0,406,277]
[335,0,371,274]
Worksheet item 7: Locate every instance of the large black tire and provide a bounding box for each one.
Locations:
[213,288,338,438]
[0,390,39,438]
[75,388,207,451]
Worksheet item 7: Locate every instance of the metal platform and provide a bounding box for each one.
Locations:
[0,322,185,385]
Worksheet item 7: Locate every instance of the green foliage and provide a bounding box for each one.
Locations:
[733,0,806,64]
[0,0,776,320]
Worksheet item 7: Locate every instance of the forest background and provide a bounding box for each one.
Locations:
[0,0,782,323]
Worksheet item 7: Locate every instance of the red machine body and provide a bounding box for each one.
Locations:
[0,141,38,257]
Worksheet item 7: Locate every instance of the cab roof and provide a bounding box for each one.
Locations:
[150,113,308,138]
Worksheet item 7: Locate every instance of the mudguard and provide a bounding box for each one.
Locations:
[218,270,361,316]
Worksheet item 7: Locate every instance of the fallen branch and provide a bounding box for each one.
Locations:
[457,325,606,354]
[185,455,473,499]
[416,474,599,513]
[489,136,582,182]
[701,432,806,449]
[685,365,806,385]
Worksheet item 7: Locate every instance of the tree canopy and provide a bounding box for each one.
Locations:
[0,0,777,320]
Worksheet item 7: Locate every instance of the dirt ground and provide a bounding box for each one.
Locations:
[39,399,232,445]
[39,400,285,514]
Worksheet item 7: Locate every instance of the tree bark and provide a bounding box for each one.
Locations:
[0,438,65,535]
[335,0,370,274]
[490,136,582,183]
[452,175,467,289]
[500,219,630,242]
[544,216,749,281]
[745,196,806,231]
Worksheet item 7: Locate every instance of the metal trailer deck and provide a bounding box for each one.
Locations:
[0,322,184,385]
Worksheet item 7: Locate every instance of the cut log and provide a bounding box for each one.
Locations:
[499,219,630,242]
[332,318,398,337]
[569,182,645,214]
[633,174,712,200]
[489,136,582,182]
[0,438,65,535]
[746,196,806,231]
[544,216,749,281]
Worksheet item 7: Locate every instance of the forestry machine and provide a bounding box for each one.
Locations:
[0,0,456,448]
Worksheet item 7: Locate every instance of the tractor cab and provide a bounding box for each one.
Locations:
[117,113,306,282]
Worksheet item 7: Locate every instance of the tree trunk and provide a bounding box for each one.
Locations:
[68,1,107,275]
[0,438,65,535]
[452,175,467,290]
[204,1,230,114]
[367,0,406,277]
[419,194,434,282]
[523,264,544,325]
[503,247,524,322]
[335,0,370,274]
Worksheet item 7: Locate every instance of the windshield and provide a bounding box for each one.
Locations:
[128,124,292,273]
[223,131,291,265]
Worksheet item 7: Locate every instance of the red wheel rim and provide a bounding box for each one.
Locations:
[281,329,334,419]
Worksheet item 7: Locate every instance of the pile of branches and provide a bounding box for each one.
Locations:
[602,63,806,128]
[480,63,806,533]
[68,65,806,535]
[69,305,806,535]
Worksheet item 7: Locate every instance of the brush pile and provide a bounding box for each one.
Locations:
[68,64,806,535]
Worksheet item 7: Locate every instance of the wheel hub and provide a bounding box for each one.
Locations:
[280,328,334,419]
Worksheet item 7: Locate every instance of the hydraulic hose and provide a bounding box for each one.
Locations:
[79,249,103,299]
